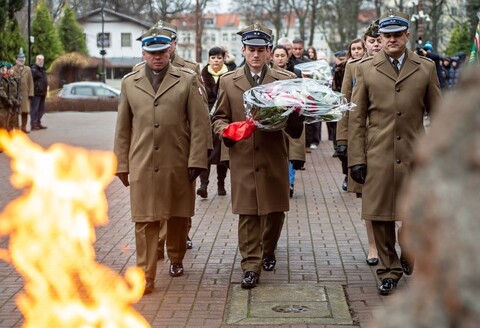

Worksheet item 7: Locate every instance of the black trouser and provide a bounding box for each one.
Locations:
[305,122,321,146]
[199,163,228,188]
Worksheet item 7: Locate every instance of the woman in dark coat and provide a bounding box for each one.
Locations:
[197,47,231,198]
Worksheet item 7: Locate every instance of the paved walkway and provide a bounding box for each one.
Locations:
[0,112,408,327]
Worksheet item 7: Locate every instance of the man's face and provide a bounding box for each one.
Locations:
[242,45,269,73]
[380,31,409,58]
[365,36,382,56]
[169,38,177,56]
[142,47,171,72]
[292,42,304,59]
[36,56,44,67]
[16,59,25,67]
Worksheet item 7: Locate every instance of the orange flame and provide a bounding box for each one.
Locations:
[0,131,150,328]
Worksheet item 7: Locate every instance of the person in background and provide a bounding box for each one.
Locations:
[5,63,20,131]
[291,38,311,64]
[13,49,34,134]
[307,46,317,61]
[114,28,211,294]
[348,10,441,296]
[271,44,306,197]
[331,39,365,156]
[30,54,48,131]
[337,21,382,266]
[223,47,237,71]
[197,46,231,198]
[212,23,304,289]
[419,41,446,90]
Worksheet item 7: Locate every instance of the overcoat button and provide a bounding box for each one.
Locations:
[155,123,159,127]
[154,168,159,172]
[396,136,401,140]
[396,112,401,116]
[396,88,400,92]
[396,159,401,164]
[154,102,159,106]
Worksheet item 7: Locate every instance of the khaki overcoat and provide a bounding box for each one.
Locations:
[348,49,441,221]
[13,65,34,114]
[114,64,211,222]
[212,67,294,215]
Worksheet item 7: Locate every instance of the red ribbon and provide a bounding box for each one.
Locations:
[222,119,256,141]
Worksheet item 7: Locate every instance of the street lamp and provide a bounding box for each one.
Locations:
[28,0,31,65]
[100,1,106,83]
[409,0,430,48]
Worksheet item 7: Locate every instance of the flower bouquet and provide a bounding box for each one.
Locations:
[222,78,355,142]
[295,60,333,85]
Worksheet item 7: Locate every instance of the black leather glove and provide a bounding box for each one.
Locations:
[291,160,305,170]
[223,137,237,148]
[116,172,129,187]
[285,111,305,139]
[188,167,205,182]
[350,164,367,184]
[336,144,347,158]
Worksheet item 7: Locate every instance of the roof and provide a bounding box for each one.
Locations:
[102,57,143,67]
[78,8,151,29]
[172,13,242,29]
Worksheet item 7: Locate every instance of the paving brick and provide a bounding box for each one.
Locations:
[0,113,401,327]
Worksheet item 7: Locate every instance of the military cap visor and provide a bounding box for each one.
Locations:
[378,12,410,33]
[238,24,272,47]
[142,34,171,52]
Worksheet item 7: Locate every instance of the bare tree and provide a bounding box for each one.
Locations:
[317,0,362,52]
[288,0,311,41]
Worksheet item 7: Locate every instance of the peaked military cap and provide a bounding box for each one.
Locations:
[364,20,380,39]
[237,23,272,46]
[378,9,410,33]
[141,28,171,52]
[137,20,178,42]
[16,48,26,61]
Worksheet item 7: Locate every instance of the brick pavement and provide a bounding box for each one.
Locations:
[0,112,410,327]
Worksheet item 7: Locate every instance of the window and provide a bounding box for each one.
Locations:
[121,33,131,47]
[72,86,94,96]
[97,33,110,47]
[451,7,457,15]
[222,33,228,42]
[211,33,216,43]
[231,33,237,41]
[96,87,117,97]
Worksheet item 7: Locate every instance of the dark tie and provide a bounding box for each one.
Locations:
[253,74,260,85]
[392,59,400,74]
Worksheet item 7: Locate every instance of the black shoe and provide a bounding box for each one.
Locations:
[218,185,227,196]
[342,176,348,191]
[144,278,154,295]
[400,256,414,275]
[262,255,276,271]
[38,124,48,129]
[31,125,40,131]
[186,238,193,249]
[366,257,379,266]
[241,271,259,289]
[378,278,397,296]
[169,263,184,277]
[196,186,208,198]
[289,184,294,198]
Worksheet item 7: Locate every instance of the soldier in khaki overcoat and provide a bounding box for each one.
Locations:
[348,10,442,296]
[212,23,304,289]
[13,49,34,133]
[114,29,211,295]
[336,21,383,267]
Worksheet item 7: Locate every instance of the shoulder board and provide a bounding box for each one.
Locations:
[179,67,195,75]
[419,56,434,64]
[350,58,362,63]
[272,68,293,78]
[133,61,145,68]
[123,70,139,80]
[184,58,198,65]
[359,56,373,63]
[222,70,236,78]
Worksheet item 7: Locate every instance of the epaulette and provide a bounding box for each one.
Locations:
[122,70,139,81]
[359,56,374,64]
[184,58,198,65]
[179,67,195,75]
[419,56,434,64]
[133,61,145,68]
[221,70,235,78]
[349,57,362,63]
[272,68,294,78]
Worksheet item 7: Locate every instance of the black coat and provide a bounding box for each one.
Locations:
[30,64,48,96]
